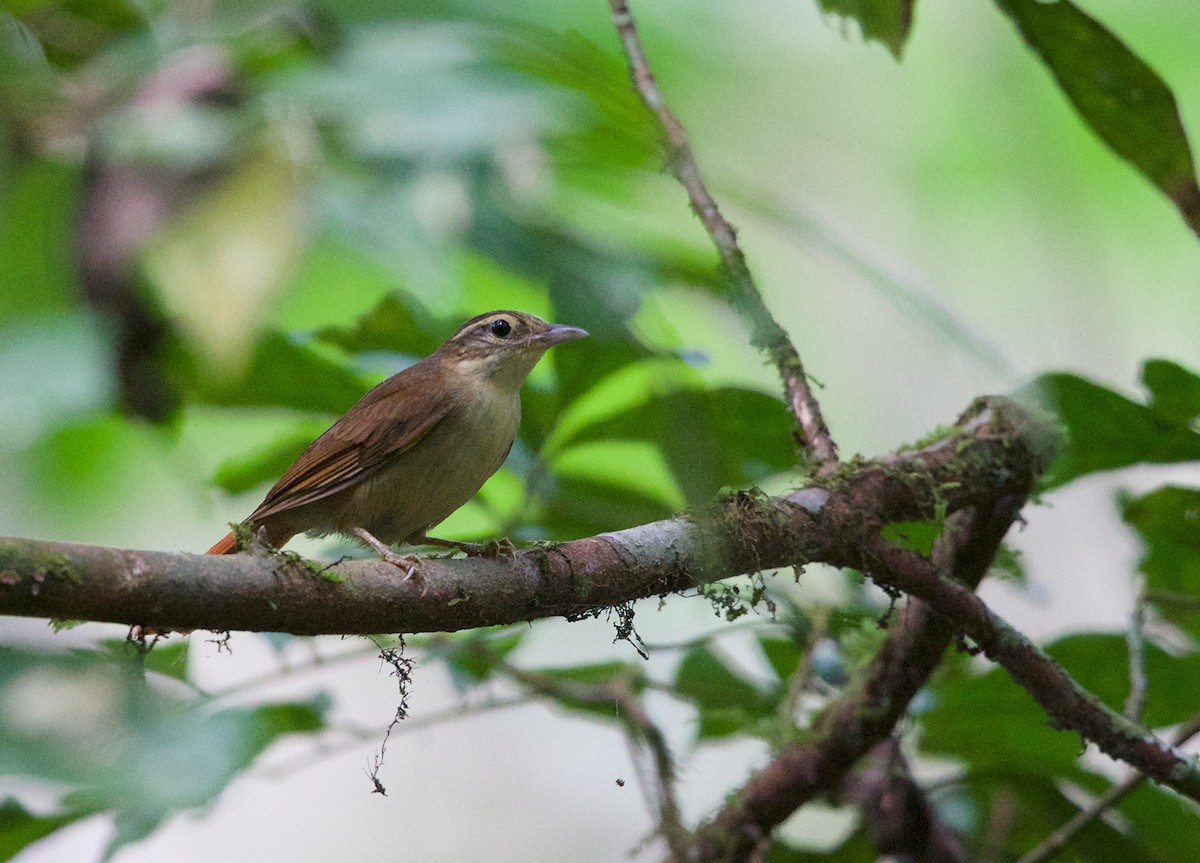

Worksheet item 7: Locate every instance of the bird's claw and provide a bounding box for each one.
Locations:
[480,538,517,559]
[378,549,423,583]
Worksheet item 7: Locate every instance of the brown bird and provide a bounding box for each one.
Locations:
[207,310,587,573]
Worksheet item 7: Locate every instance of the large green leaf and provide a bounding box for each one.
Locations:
[194,331,372,414]
[436,629,526,687]
[1045,633,1200,728]
[531,660,648,720]
[560,383,796,505]
[673,644,779,739]
[993,0,1200,229]
[960,773,1159,863]
[536,476,677,540]
[1116,780,1200,863]
[921,662,1084,775]
[313,292,446,359]
[1023,362,1200,490]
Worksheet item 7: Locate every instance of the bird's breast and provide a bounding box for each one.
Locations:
[337,381,521,543]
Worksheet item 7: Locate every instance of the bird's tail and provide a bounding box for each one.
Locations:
[207,532,239,554]
[207,524,295,554]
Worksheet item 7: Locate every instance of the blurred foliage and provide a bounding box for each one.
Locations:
[0,0,1199,860]
[0,643,326,860]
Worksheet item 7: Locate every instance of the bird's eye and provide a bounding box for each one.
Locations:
[488,318,513,338]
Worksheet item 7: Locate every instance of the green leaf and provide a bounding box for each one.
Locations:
[91,639,190,684]
[961,773,1159,863]
[440,630,525,686]
[566,385,797,505]
[880,519,941,556]
[1144,359,1200,427]
[536,476,677,541]
[993,0,1200,227]
[989,543,1026,583]
[1123,486,1200,640]
[1022,366,1200,490]
[816,0,915,60]
[313,292,446,359]
[0,160,79,320]
[533,661,648,719]
[490,23,658,170]
[210,421,330,494]
[195,331,372,414]
[673,645,777,739]
[758,633,804,683]
[921,662,1084,775]
[1046,633,1200,728]
[0,798,84,863]
[1116,781,1200,863]
[767,829,878,862]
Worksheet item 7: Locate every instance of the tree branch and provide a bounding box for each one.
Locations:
[1014,713,1200,863]
[0,397,1043,636]
[693,484,1021,861]
[5,397,1200,817]
[606,0,837,465]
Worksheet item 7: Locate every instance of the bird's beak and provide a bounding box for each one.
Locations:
[534,323,589,347]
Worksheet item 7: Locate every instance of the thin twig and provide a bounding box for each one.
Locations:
[606,0,837,466]
[1014,713,1200,863]
[500,661,689,859]
[1123,573,1148,721]
[256,693,538,780]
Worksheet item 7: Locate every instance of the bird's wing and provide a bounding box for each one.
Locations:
[246,370,451,522]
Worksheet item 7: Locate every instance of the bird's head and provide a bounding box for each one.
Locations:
[438,310,588,390]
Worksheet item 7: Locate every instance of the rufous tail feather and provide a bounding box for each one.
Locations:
[207,526,296,555]
[207,532,239,554]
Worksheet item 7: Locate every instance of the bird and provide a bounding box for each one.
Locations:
[207,310,587,574]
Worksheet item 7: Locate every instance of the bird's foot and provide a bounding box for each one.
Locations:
[480,538,517,559]
[354,527,423,582]
[417,535,515,558]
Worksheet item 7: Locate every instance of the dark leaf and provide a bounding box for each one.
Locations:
[1144,359,1200,427]
[567,386,796,505]
[816,0,915,60]
[0,798,85,863]
[1123,486,1200,640]
[765,829,878,862]
[534,661,648,719]
[1117,780,1200,863]
[313,292,445,359]
[537,476,676,541]
[993,0,1200,228]
[195,331,371,414]
[921,662,1084,775]
[1021,367,1200,490]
